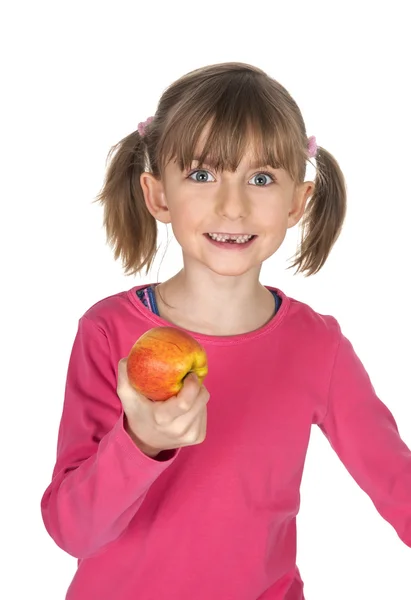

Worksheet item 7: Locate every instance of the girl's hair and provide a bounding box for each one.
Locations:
[94,62,347,277]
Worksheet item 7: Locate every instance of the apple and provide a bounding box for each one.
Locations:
[126,326,208,401]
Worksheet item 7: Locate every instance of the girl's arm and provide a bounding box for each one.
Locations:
[318,329,411,547]
[40,316,180,559]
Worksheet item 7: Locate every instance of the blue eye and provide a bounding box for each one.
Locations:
[249,172,275,186]
[186,169,276,185]
[187,169,215,183]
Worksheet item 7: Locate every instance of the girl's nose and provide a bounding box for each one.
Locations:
[215,182,250,220]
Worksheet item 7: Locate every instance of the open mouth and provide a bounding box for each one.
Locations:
[204,232,257,249]
[206,233,256,244]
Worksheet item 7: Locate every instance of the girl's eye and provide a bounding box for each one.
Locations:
[249,172,275,186]
[187,169,276,185]
[187,169,215,183]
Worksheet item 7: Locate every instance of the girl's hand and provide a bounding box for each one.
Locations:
[117,358,210,458]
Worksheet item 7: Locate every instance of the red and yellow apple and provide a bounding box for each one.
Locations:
[126,326,208,401]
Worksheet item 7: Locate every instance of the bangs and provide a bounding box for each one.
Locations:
[156,74,303,181]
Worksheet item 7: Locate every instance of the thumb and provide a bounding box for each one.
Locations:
[184,371,200,387]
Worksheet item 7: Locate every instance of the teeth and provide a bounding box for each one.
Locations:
[208,233,253,244]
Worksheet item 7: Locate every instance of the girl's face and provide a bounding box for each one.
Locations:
[141,145,314,278]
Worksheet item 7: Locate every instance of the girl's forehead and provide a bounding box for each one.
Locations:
[190,150,274,168]
[160,117,295,177]
[167,153,272,168]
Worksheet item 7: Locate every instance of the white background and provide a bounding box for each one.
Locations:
[1,1,410,598]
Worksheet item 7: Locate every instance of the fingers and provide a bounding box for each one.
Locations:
[117,357,152,409]
[154,372,209,425]
[118,358,209,424]
[117,358,209,453]
[117,357,127,381]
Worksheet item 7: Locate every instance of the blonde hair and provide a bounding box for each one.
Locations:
[94,62,347,277]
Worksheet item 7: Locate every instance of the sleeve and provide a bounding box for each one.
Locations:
[40,316,180,559]
[318,327,411,547]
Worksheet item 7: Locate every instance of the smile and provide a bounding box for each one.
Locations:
[206,233,255,244]
[204,233,257,250]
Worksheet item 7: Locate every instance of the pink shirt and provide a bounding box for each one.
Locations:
[41,284,411,599]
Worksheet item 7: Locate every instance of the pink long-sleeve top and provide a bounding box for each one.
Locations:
[41,284,411,599]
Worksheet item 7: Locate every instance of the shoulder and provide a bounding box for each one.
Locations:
[274,286,342,346]
[79,285,146,334]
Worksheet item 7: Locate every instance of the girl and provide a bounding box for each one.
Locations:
[40,62,411,600]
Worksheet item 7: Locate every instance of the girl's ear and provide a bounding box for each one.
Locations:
[140,172,171,224]
[287,181,315,228]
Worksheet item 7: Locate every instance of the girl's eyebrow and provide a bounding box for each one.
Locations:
[190,156,278,170]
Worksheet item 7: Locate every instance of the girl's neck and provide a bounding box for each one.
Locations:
[153,268,276,336]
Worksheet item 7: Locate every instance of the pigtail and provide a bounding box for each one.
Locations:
[93,129,158,276]
[289,146,347,276]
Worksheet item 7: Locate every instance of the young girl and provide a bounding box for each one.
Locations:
[40,62,411,600]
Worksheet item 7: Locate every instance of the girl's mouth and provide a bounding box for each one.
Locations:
[204,232,257,249]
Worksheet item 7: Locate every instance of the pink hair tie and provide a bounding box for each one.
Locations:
[307,135,318,158]
[137,116,154,137]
